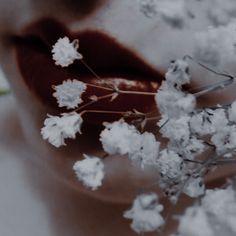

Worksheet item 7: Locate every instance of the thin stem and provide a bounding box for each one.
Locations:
[194,78,234,97]
[74,93,115,112]
[86,82,157,96]
[80,60,157,96]
[80,109,131,117]
[185,55,235,80]
[81,59,101,80]
[183,159,203,164]
[211,158,236,166]
[184,55,235,96]
[86,82,114,92]
[174,151,217,204]
[159,118,169,130]
[118,90,157,96]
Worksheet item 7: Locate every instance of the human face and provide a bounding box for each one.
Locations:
[0,0,234,203]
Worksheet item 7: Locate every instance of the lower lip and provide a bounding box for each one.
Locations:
[14,21,163,123]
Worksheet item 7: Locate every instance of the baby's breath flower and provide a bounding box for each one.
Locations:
[165,59,191,87]
[202,187,236,232]
[52,37,83,67]
[139,0,158,18]
[157,0,186,28]
[155,82,196,118]
[100,120,141,156]
[157,149,183,180]
[73,154,104,191]
[53,79,87,109]
[124,193,164,234]
[129,132,160,168]
[211,125,236,154]
[178,206,214,236]
[194,21,236,67]
[177,187,236,236]
[190,108,228,136]
[161,116,191,146]
[183,177,205,198]
[41,112,83,147]
[170,137,205,160]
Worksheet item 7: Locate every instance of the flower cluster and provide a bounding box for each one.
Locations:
[53,79,87,109]
[175,187,236,236]
[100,120,160,168]
[73,155,105,190]
[40,33,236,235]
[41,112,83,147]
[194,21,236,68]
[124,193,164,234]
[139,0,187,28]
[52,37,83,67]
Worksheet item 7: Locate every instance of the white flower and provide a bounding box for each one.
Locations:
[129,132,160,167]
[210,108,228,131]
[161,116,190,145]
[158,0,186,28]
[228,101,236,122]
[156,82,196,118]
[177,188,236,236]
[100,120,141,156]
[73,154,104,191]
[190,109,228,136]
[183,177,205,198]
[190,111,211,136]
[194,21,236,67]
[139,0,186,27]
[178,206,214,236]
[52,36,83,67]
[203,188,236,233]
[157,149,183,180]
[211,125,236,154]
[139,0,158,18]
[124,193,164,234]
[53,79,87,109]
[165,59,190,87]
[171,137,205,160]
[202,188,236,219]
[41,112,83,147]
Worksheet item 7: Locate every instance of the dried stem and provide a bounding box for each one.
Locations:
[185,55,235,80]
[194,78,234,97]
[81,59,101,80]
[74,93,115,112]
[86,82,157,96]
[211,158,236,166]
[184,55,235,97]
[80,109,133,117]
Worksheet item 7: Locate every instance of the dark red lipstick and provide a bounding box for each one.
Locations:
[13,18,164,122]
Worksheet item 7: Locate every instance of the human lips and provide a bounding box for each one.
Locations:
[13,18,164,122]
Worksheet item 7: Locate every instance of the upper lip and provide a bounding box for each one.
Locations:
[12,18,164,116]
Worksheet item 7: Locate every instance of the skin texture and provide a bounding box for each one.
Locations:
[0,1,236,235]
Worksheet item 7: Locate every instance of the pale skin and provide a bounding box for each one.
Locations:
[0,0,236,235]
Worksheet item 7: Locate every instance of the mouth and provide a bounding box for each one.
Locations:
[13,18,163,122]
